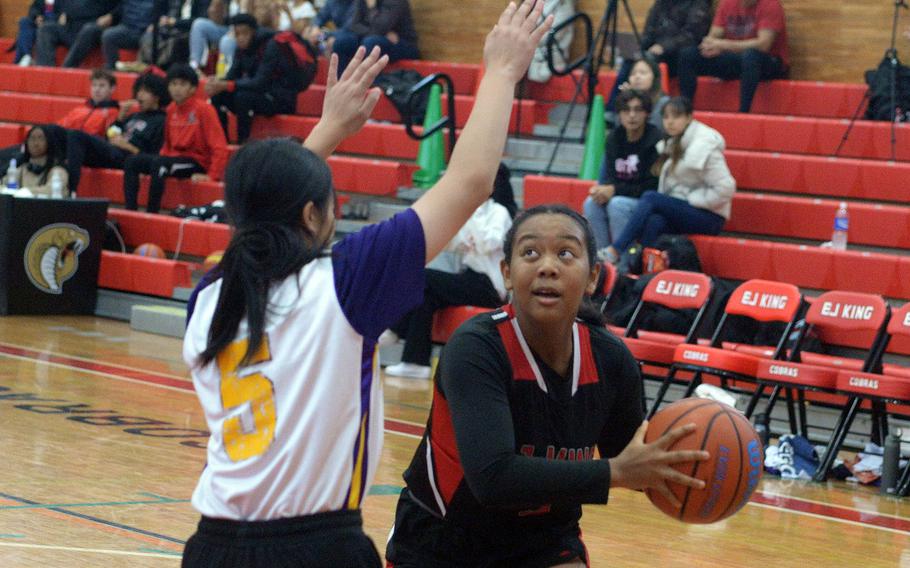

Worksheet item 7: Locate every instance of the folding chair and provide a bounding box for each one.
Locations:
[825,302,909,488]
[619,270,714,371]
[749,291,891,482]
[649,279,805,419]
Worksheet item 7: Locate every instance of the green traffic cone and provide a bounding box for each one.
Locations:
[578,94,607,180]
[412,84,446,189]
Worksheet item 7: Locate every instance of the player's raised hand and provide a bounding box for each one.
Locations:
[323,46,388,138]
[305,46,388,158]
[483,0,554,84]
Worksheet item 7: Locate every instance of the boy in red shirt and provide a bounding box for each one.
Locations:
[678,0,788,112]
[58,68,121,136]
[122,63,229,213]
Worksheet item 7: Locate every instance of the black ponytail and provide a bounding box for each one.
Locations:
[502,204,605,326]
[197,139,333,367]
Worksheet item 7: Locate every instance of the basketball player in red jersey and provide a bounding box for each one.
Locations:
[386,205,710,567]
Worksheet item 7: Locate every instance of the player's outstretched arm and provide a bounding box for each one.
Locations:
[304,46,388,160]
[609,421,710,508]
[412,0,553,263]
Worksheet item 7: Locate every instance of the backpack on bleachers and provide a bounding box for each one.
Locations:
[373,69,428,125]
[139,25,190,69]
[864,53,910,122]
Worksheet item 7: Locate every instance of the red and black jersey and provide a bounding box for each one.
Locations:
[400,305,643,532]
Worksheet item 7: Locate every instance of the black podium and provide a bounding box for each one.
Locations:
[0,195,108,315]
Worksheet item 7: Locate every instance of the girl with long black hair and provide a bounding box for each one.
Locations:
[181,2,553,566]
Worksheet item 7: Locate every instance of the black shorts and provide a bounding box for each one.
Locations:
[385,490,588,568]
[182,509,382,568]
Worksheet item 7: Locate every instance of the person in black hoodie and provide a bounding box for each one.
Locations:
[583,89,662,256]
[65,73,169,195]
[34,0,121,67]
[332,0,418,74]
[605,0,712,112]
[206,13,315,143]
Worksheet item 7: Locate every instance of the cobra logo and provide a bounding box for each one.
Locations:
[23,223,90,295]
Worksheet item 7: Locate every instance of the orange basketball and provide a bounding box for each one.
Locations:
[644,398,763,524]
[134,243,165,259]
[203,250,224,272]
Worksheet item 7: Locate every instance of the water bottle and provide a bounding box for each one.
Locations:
[5,159,18,192]
[881,429,902,495]
[831,201,849,251]
[50,170,64,199]
[43,0,55,18]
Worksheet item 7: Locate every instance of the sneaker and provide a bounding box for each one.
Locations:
[384,362,431,380]
[377,329,399,347]
[17,54,31,67]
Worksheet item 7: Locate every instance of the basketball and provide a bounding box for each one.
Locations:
[203,250,224,272]
[645,398,763,524]
[134,243,166,259]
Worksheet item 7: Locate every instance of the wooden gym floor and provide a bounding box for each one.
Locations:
[0,315,908,567]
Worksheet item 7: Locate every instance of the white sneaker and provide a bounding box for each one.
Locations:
[384,362,431,380]
[18,55,31,67]
[377,329,399,347]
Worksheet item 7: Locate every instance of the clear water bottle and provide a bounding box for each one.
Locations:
[831,201,849,251]
[881,429,901,495]
[5,159,18,192]
[50,170,63,199]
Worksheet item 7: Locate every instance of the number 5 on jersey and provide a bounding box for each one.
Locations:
[217,336,276,461]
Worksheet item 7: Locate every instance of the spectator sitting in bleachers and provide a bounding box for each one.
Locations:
[382,165,515,380]
[35,0,120,68]
[123,63,228,213]
[14,0,66,66]
[303,0,356,53]
[99,0,164,70]
[606,0,711,115]
[333,0,418,74]
[276,0,316,34]
[66,73,169,196]
[189,0,246,72]
[0,69,119,170]
[607,55,670,131]
[601,97,735,264]
[678,0,789,113]
[129,1,211,72]
[11,125,68,197]
[206,13,316,143]
[584,90,662,260]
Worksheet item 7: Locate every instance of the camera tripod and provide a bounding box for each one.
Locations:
[835,0,907,162]
[542,0,642,174]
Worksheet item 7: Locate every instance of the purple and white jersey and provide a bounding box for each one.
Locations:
[184,210,425,520]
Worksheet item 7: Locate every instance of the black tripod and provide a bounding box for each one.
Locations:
[542,0,641,174]
[835,0,907,161]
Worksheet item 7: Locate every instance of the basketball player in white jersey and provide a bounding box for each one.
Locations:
[181,2,554,566]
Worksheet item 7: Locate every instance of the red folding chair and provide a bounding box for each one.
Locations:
[750,291,891,482]
[649,279,805,419]
[825,302,909,489]
[619,270,714,371]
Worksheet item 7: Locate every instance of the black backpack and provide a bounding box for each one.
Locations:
[864,53,910,122]
[617,234,702,275]
[373,69,428,124]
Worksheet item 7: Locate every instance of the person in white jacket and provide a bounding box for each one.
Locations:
[384,166,515,379]
[602,96,735,263]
